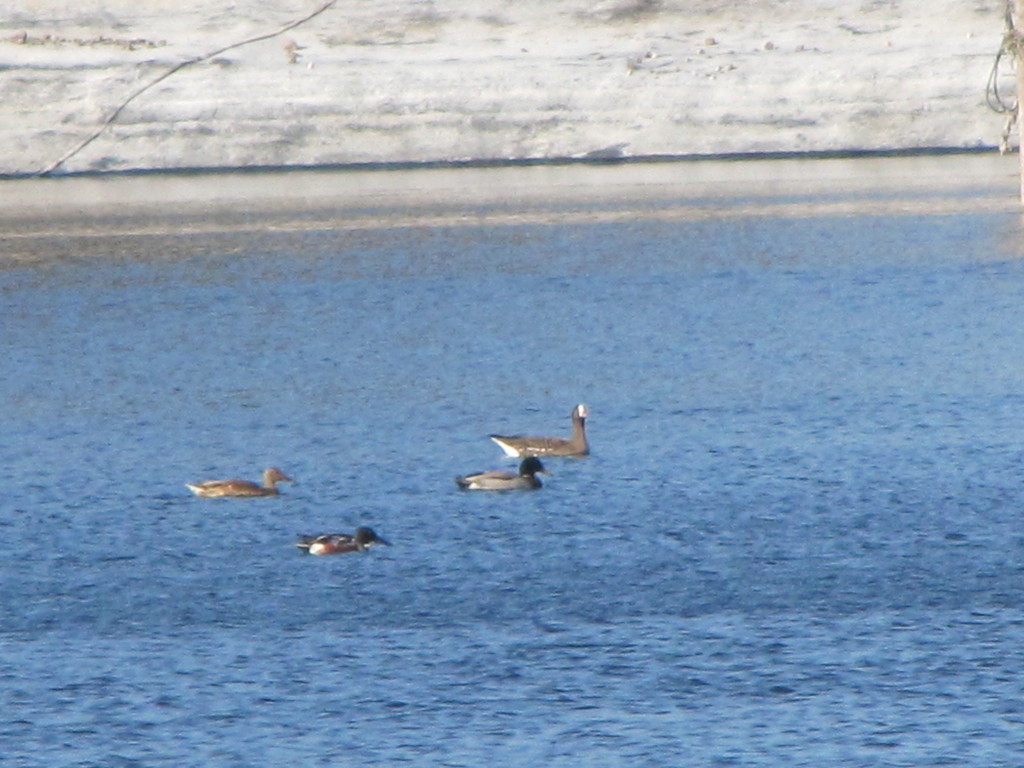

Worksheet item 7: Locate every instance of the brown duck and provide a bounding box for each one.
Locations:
[186,467,292,498]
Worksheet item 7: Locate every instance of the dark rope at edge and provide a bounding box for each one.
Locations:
[988,0,1022,152]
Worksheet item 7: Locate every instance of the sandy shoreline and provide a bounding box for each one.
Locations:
[0,1,1012,176]
[0,154,1017,250]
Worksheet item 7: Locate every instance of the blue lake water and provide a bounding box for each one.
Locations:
[2,157,1024,766]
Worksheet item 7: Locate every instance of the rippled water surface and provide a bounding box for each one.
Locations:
[3,158,1024,766]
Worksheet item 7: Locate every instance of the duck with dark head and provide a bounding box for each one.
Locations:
[454,456,549,490]
[295,527,391,555]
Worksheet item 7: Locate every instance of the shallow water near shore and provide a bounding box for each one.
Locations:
[3,156,1024,766]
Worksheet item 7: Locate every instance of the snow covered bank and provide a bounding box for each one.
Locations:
[0,0,1010,176]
